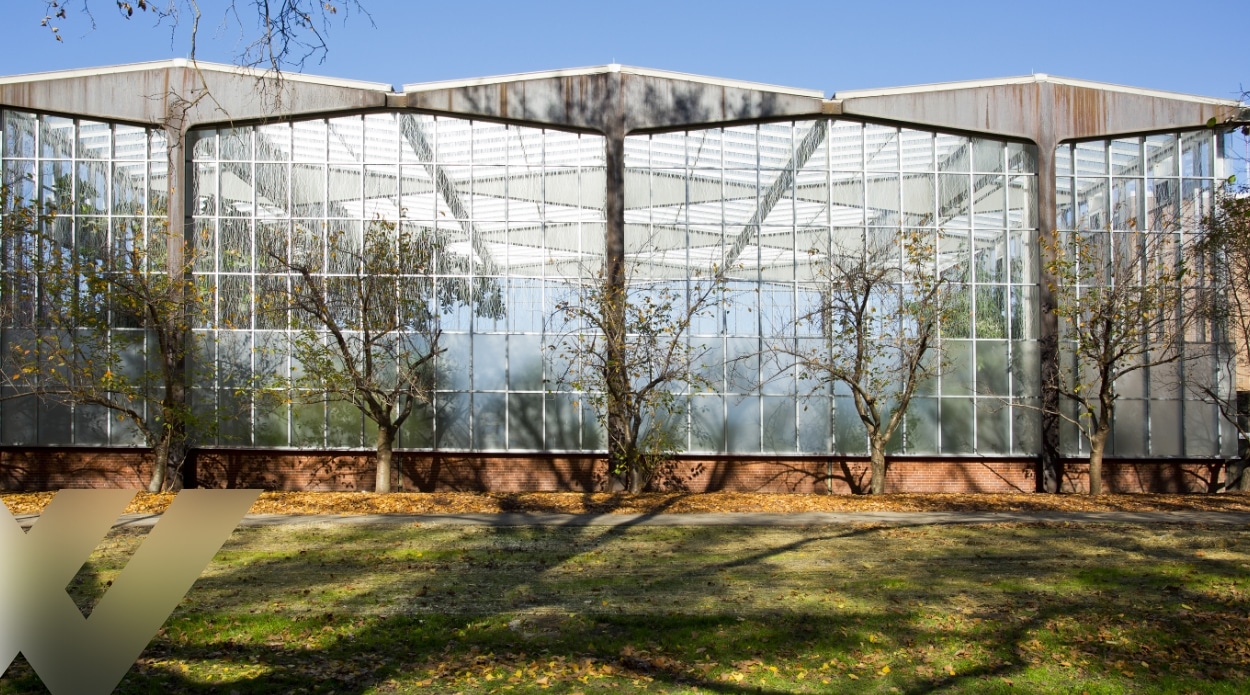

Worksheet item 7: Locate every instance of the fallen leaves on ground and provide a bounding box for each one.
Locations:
[3,490,1250,517]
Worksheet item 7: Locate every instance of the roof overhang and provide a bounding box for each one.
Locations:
[0,63,1242,142]
[832,74,1246,144]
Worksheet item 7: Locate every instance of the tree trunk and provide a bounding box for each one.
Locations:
[869,437,888,495]
[148,424,187,492]
[1230,456,1250,492]
[1088,429,1108,496]
[627,451,644,494]
[148,439,167,493]
[375,424,397,493]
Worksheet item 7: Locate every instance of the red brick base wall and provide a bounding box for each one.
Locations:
[0,447,1230,494]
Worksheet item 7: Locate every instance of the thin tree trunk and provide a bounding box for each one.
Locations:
[869,437,888,495]
[148,425,187,492]
[1088,429,1108,496]
[627,450,644,494]
[148,438,168,493]
[376,424,397,493]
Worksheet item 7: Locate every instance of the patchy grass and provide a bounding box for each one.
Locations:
[5,490,1250,517]
[3,521,1249,693]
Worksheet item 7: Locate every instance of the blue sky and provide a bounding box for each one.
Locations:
[1,0,1245,100]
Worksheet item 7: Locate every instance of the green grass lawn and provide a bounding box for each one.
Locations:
[4,521,1249,693]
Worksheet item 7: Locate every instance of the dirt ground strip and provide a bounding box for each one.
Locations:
[4,490,1250,517]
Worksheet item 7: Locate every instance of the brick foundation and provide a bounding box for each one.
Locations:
[0,447,1231,494]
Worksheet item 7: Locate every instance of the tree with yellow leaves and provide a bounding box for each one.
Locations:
[1,179,212,491]
[1043,228,1199,495]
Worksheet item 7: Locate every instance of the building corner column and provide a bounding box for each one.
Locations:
[1035,81,1062,493]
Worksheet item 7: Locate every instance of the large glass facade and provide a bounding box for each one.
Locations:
[185,115,1039,455]
[0,109,167,446]
[624,122,1038,455]
[189,114,607,450]
[1055,131,1238,458]
[1,102,1242,461]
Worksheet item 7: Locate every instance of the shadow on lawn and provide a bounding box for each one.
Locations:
[3,522,1248,694]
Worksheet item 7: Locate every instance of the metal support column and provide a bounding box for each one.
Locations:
[1035,82,1063,493]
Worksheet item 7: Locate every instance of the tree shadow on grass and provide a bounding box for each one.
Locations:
[3,522,1249,694]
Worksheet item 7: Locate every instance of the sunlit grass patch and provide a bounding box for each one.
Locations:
[2,522,1248,693]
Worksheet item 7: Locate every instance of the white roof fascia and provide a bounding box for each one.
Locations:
[835,74,1240,107]
[0,59,395,92]
[404,64,825,99]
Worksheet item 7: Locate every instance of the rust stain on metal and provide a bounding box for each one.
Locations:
[1065,86,1108,139]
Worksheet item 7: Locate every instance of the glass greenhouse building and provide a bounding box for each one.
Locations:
[1,61,1247,492]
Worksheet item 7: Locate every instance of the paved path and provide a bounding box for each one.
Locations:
[15,510,1250,530]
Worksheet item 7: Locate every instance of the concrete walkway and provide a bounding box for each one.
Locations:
[16,510,1250,530]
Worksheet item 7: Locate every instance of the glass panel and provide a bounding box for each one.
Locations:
[1075,178,1108,230]
[1146,177,1178,231]
[508,334,543,391]
[473,393,506,449]
[1010,286,1038,340]
[975,399,1010,454]
[1012,399,1040,455]
[37,401,71,446]
[935,135,969,172]
[113,124,147,159]
[1110,138,1141,176]
[1183,401,1219,457]
[691,394,724,452]
[905,397,938,454]
[900,129,934,171]
[942,341,973,395]
[256,123,292,161]
[727,396,761,453]
[544,393,581,450]
[77,119,111,160]
[864,126,899,171]
[1180,131,1212,178]
[1112,400,1146,456]
[939,398,974,454]
[435,393,471,449]
[74,403,109,445]
[833,395,867,455]
[1007,142,1036,174]
[976,341,1009,396]
[508,393,544,450]
[220,128,252,161]
[938,174,969,226]
[39,115,75,159]
[797,395,831,452]
[1074,141,1106,176]
[1145,134,1177,178]
[972,139,1003,173]
[1111,178,1141,230]
[400,402,434,449]
[1149,400,1182,457]
[762,396,797,454]
[328,116,363,163]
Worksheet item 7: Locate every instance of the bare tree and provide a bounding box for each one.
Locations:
[1195,186,1250,492]
[260,219,446,493]
[550,267,720,494]
[775,229,953,495]
[1,181,211,491]
[1043,228,1198,495]
[40,1,371,73]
